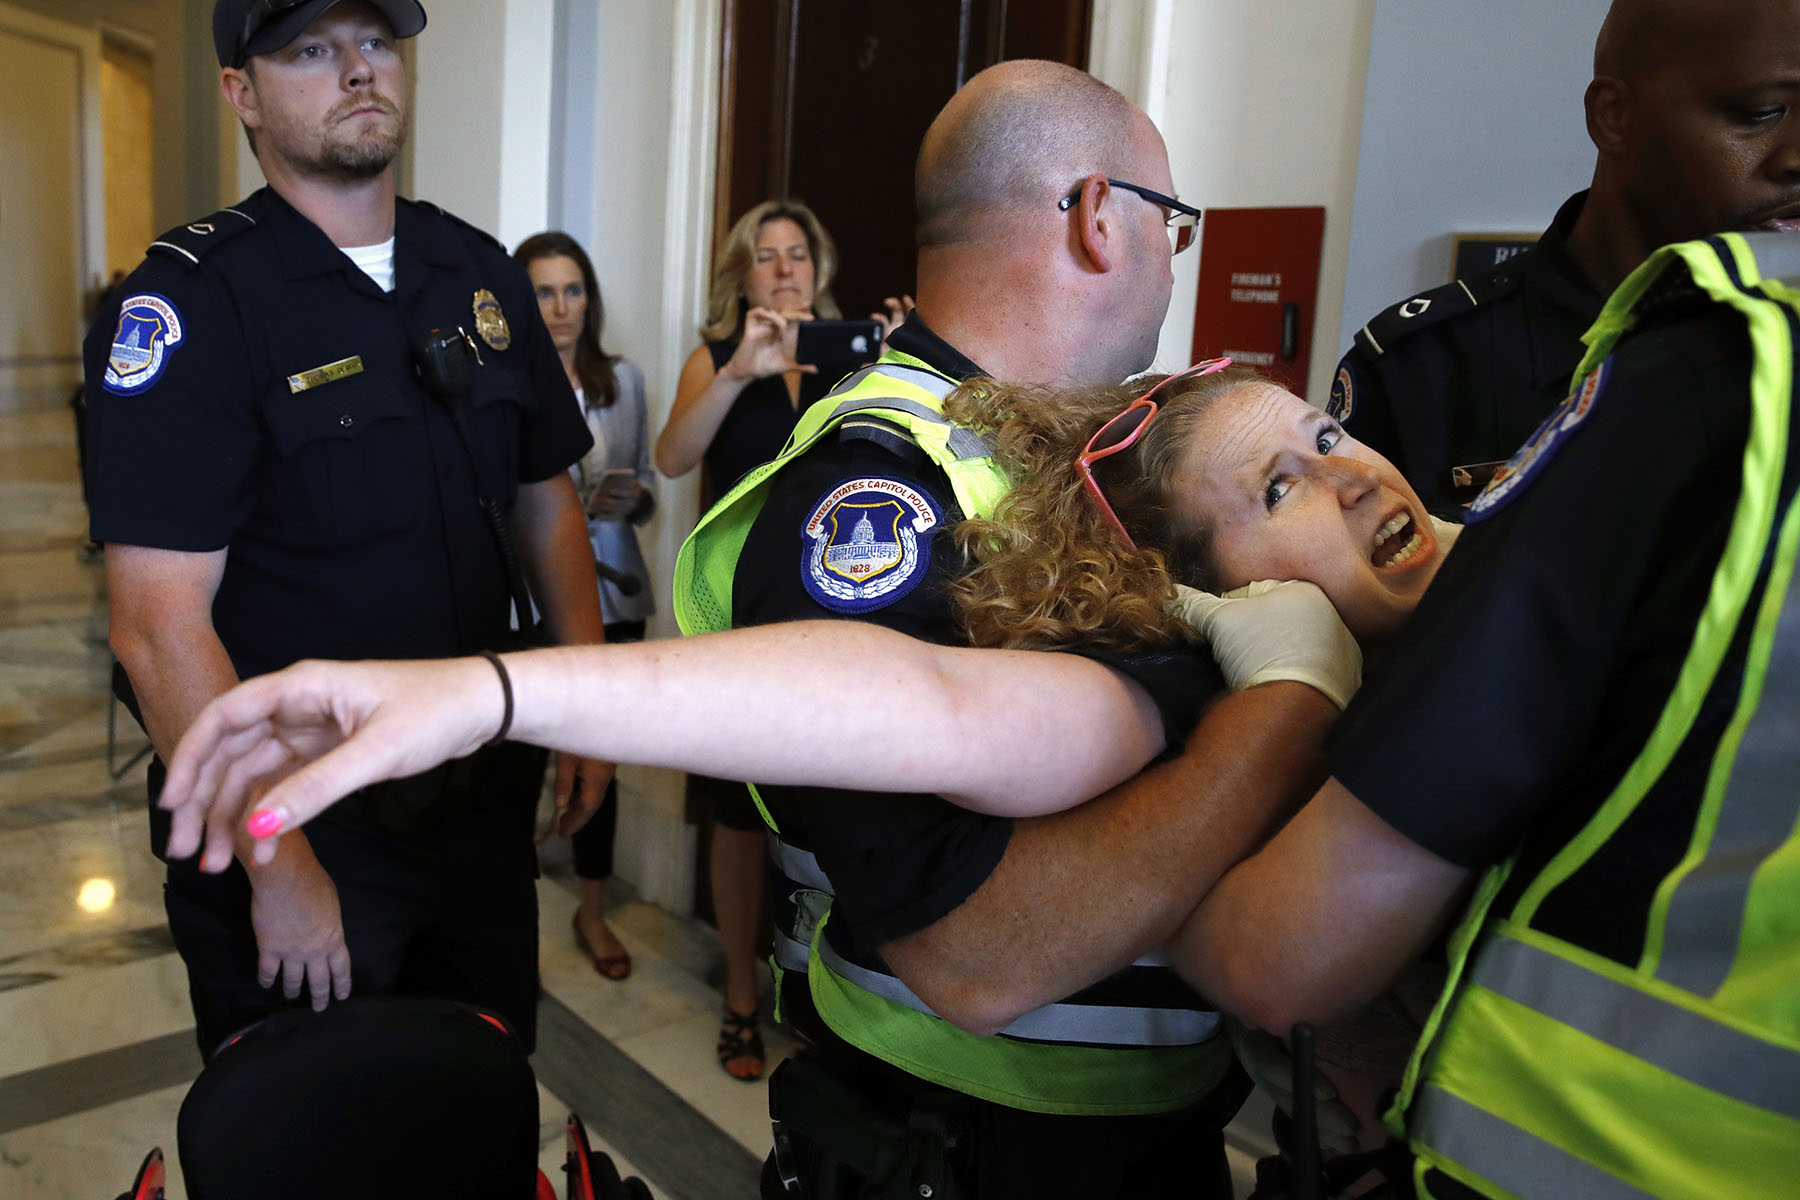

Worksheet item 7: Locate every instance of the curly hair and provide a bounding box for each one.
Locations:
[943,365,1269,651]
[700,199,842,342]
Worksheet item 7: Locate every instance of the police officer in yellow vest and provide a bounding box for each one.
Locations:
[1175,229,1800,1198]
[677,60,1343,1199]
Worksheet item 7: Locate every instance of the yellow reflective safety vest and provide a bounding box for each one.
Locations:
[674,349,1232,1115]
[1396,232,1800,1199]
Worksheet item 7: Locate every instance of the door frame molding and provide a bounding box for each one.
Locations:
[1088,0,1172,122]
[646,0,724,643]
[0,2,106,308]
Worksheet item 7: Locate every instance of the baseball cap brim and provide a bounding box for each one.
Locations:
[218,1,427,68]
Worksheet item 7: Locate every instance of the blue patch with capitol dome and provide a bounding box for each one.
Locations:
[1466,357,1609,523]
[800,476,943,614]
[102,294,186,395]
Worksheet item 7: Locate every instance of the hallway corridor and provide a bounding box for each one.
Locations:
[0,377,792,1197]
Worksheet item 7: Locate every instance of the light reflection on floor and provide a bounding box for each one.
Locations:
[0,378,795,1198]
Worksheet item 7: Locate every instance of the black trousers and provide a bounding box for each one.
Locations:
[155,750,544,1059]
[767,976,1246,1200]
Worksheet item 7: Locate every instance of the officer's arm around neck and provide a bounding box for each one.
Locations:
[1170,778,1471,1035]
[883,681,1336,1035]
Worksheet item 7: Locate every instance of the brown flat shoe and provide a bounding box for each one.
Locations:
[572,912,632,981]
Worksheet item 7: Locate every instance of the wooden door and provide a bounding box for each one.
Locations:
[715,0,1091,319]
[691,0,1090,924]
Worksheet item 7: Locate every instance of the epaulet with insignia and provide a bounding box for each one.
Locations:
[1347,256,1530,362]
[409,199,506,254]
[1627,259,1713,330]
[146,207,258,268]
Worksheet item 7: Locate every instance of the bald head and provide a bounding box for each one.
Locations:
[915,60,1149,248]
[1576,0,1800,287]
[1595,0,1800,83]
[1593,0,1683,80]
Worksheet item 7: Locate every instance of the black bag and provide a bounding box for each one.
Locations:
[766,1054,966,1200]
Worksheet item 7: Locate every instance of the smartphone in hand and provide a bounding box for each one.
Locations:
[795,319,884,366]
[586,468,640,520]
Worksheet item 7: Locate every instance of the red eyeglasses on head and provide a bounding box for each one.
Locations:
[1076,357,1232,550]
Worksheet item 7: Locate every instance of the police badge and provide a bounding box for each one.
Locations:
[800,476,942,614]
[472,288,511,351]
[103,294,185,395]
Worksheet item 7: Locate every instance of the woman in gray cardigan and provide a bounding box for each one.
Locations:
[516,232,656,982]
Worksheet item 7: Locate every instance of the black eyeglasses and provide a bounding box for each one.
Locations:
[1060,179,1201,255]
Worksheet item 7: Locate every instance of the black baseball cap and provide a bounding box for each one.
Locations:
[213,0,427,69]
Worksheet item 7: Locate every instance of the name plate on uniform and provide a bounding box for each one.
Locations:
[288,356,365,393]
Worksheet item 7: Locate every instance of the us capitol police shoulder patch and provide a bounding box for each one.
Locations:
[1466,357,1609,524]
[103,294,185,395]
[800,476,943,614]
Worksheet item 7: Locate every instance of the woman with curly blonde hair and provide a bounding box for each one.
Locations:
[166,362,1460,1163]
[946,360,1451,655]
[166,363,1453,843]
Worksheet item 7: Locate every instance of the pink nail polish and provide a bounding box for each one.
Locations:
[248,809,285,839]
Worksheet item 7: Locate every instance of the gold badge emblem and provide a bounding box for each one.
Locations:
[472,289,511,351]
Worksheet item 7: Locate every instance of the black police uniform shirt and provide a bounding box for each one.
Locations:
[733,315,1226,955]
[1330,192,1607,517]
[1327,295,1753,968]
[84,187,592,684]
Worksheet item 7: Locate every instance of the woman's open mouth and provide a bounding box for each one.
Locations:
[1371,511,1426,569]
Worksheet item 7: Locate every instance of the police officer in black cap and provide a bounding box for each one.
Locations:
[85,0,611,1057]
[1331,0,1800,517]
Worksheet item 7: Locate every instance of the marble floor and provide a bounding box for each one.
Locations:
[0,377,1272,1198]
[0,377,796,1199]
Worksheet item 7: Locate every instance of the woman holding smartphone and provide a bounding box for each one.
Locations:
[653,199,843,1081]
[654,199,909,1081]
[516,231,656,983]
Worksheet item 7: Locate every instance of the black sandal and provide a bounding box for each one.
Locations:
[717,1004,765,1082]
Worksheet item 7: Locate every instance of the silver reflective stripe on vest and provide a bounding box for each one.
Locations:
[1656,558,1800,996]
[1471,936,1800,1120]
[773,927,811,974]
[832,361,958,401]
[770,834,831,891]
[770,835,832,973]
[827,394,994,460]
[1412,1085,1656,1200]
[814,933,1220,1047]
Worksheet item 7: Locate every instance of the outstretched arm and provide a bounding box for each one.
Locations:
[161,620,1168,867]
